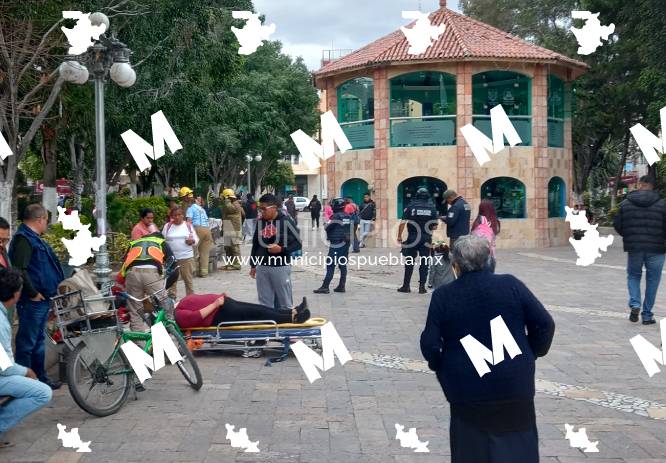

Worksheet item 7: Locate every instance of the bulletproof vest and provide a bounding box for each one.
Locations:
[405,199,437,244]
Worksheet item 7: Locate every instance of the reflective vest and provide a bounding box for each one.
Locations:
[120,236,166,277]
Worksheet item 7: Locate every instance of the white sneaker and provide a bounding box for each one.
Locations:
[312,227,316,230]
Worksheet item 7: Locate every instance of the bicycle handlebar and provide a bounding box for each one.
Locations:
[120,287,167,303]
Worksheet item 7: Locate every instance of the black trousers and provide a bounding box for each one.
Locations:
[212,297,292,325]
[450,400,539,463]
[311,213,320,227]
[401,243,430,286]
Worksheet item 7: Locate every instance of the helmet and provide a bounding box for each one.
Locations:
[416,187,430,200]
[330,198,346,213]
[178,186,194,198]
[222,188,236,199]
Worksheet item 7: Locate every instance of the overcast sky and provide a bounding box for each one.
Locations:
[253,0,461,71]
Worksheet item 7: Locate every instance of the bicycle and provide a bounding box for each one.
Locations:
[52,259,203,417]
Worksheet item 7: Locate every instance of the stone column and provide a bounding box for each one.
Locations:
[373,68,390,247]
[532,64,549,247]
[324,79,337,200]
[456,62,474,202]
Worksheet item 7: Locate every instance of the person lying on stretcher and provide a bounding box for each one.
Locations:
[174,294,311,329]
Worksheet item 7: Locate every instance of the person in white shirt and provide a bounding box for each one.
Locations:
[163,206,199,299]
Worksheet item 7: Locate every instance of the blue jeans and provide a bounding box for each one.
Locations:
[627,252,666,321]
[0,375,52,434]
[15,300,51,382]
[323,242,349,288]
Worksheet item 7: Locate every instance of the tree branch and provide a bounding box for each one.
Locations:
[17,77,64,160]
[16,18,64,84]
[17,68,58,113]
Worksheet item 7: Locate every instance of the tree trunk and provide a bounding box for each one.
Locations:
[610,132,631,210]
[41,125,58,223]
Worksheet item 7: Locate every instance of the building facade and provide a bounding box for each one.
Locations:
[313,3,587,248]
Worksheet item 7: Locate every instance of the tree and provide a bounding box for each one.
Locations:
[0,1,67,223]
[263,161,294,193]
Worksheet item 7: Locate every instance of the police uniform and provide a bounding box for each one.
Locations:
[314,199,351,293]
[400,195,438,291]
[119,233,172,331]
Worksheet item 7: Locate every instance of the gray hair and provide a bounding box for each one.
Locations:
[451,235,490,273]
[443,189,458,200]
[23,203,47,221]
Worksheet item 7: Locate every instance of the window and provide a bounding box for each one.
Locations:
[472,71,531,145]
[337,78,374,149]
[548,75,565,148]
[548,177,566,218]
[390,71,456,147]
[481,177,526,219]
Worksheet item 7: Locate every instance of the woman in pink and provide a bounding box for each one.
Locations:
[130,208,159,240]
[323,200,333,224]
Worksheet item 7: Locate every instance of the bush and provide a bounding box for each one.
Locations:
[107,194,170,235]
[42,223,76,262]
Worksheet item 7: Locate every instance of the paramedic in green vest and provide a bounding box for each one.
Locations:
[118,232,174,331]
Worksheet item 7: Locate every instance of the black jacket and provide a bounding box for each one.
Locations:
[359,200,376,221]
[443,196,471,238]
[614,189,666,253]
[326,212,351,244]
[250,212,302,267]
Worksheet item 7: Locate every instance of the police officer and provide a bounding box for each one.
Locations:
[397,188,438,294]
[117,232,173,331]
[314,198,351,294]
[442,189,471,249]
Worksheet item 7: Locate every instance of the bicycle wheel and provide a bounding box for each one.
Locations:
[167,325,203,390]
[66,342,132,417]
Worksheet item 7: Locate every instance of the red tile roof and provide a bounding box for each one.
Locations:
[314,8,587,78]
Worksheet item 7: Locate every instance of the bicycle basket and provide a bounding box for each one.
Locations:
[50,290,119,344]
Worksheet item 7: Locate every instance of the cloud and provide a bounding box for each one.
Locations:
[253,0,460,70]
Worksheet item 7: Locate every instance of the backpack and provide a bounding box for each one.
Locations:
[472,216,496,255]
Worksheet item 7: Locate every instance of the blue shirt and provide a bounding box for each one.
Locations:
[0,301,27,377]
[187,204,209,227]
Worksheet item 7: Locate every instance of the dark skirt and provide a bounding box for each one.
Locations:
[450,400,539,463]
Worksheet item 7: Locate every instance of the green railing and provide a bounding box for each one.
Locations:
[340,120,374,150]
[472,115,532,146]
[390,115,456,147]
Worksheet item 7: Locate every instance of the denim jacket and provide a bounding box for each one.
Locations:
[0,301,27,377]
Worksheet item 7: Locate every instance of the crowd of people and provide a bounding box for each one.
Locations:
[2,176,665,461]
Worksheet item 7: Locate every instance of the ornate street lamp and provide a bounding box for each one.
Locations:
[245,154,262,195]
[59,12,135,289]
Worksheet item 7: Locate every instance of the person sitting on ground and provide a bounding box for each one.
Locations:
[0,268,52,449]
[175,294,311,329]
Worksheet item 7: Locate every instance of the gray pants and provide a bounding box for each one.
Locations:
[255,265,293,310]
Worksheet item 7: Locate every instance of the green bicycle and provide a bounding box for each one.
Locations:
[52,260,202,417]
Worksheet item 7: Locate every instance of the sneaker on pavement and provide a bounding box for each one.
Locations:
[642,319,657,325]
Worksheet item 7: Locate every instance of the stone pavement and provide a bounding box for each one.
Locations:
[4,218,666,462]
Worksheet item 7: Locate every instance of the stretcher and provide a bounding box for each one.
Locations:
[182,317,326,365]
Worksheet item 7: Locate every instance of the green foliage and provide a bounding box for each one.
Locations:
[42,223,77,262]
[263,162,295,192]
[106,193,169,235]
[107,232,131,264]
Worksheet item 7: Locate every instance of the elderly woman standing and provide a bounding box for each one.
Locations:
[163,206,198,298]
[420,235,555,463]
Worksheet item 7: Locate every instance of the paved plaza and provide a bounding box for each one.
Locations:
[4,220,666,462]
